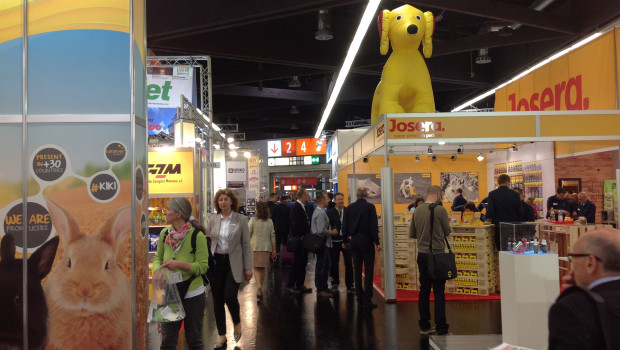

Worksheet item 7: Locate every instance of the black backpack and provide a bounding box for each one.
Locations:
[162,226,215,286]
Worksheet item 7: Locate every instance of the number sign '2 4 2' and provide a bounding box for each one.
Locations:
[267,138,326,157]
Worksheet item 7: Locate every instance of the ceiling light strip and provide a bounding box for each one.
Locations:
[314,0,381,138]
[451,32,602,112]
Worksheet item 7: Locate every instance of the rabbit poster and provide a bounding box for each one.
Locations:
[0,123,149,350]
[440,172,479,202]
[347,174,382,204]
[394,173,432,204]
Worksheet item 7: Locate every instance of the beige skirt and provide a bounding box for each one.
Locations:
[253,251,271,267]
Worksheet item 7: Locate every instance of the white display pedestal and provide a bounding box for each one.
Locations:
[499,252,560,350]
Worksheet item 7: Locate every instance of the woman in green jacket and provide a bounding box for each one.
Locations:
[153,197,209,350]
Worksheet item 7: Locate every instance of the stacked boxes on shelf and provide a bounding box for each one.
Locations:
[393,224,418,290]
[446,225,497,296]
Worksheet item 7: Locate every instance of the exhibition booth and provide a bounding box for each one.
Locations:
[332,27,620,350]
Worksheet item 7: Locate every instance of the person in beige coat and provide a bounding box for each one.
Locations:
[205,189,253,349]
[249,202,276,298]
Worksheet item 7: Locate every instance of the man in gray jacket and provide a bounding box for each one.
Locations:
[409,185,451,335]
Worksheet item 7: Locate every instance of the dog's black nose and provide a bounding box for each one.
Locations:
[407,25,418,34]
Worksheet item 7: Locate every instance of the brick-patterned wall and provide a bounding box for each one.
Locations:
[554,151,614,223]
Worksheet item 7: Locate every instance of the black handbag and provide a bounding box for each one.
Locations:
[303,233,326,254]
[427,204,458,280]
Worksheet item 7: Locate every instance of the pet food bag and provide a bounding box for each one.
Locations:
[147,268,186,323]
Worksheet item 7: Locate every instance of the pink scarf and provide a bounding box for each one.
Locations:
[165,222,191,250]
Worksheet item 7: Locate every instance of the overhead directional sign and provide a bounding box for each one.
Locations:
[268,140,281,157]
[267,137,325,157]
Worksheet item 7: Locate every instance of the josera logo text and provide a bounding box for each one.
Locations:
[388,120,445,132]
[508,74,589,111]
[148,163,181,178]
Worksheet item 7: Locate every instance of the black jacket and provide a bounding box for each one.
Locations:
[274,203,291,234]
[342,198,379,245]
[548,279,620,350]
[451,194,467,211]
[326,207,345,241]
[267,201,277,221]
[520,200,536,222]
[577,200,596,223]
[289,201,310,237]
[547,195,571,213]
[486,186,523,225]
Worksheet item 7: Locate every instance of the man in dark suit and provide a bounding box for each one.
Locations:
[342,187,381,309]
[273,195,291,263]
[286,189,312,294]
[451,188,467,212]
[486,174,523,250]
[548,228,620,350]
[514,187,535,222]
[267,192,278,221]
[327,192,354,292]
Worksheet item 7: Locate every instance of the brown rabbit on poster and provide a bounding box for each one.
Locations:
[0,233,59,350]
[43,200,132,350]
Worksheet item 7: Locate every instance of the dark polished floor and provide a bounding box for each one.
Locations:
[198,256,502,350]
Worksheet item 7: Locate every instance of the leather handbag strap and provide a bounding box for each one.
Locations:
[429,204,435,252]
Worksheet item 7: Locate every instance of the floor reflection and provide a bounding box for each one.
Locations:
[188,257,502,350]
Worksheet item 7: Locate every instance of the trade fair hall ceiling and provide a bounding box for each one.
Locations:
[147,0,620,141]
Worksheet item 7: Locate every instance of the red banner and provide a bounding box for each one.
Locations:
[280,177,317,186]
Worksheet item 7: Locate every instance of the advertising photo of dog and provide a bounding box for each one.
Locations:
[348,174,382,204]
[394,173,431,204]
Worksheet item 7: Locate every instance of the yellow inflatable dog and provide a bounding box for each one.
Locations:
[371,5,435,125]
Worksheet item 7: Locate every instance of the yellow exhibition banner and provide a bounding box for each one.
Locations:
[494,30,617,112]
[148,151,194,194]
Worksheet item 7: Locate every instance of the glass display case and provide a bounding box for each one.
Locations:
[500,222,556,254]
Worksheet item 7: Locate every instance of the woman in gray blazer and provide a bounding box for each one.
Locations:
[205,189,253,349]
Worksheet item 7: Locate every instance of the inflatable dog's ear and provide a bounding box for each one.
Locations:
[423,11,434,58]
[378,9,391,55]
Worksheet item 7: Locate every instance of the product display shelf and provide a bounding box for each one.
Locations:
[446,224,497,295]
[494,161,524,190]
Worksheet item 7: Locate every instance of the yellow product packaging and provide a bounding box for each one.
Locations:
[449,211,462,225]
[461,212,474,225]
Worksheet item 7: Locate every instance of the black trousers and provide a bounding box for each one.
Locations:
[417,252,448,334]
[350,235,375,305]
[275,230,287,257]
[329,241,353,288]
[286,237,308,288]
[211,254,241,336]
[160,293,206,350]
